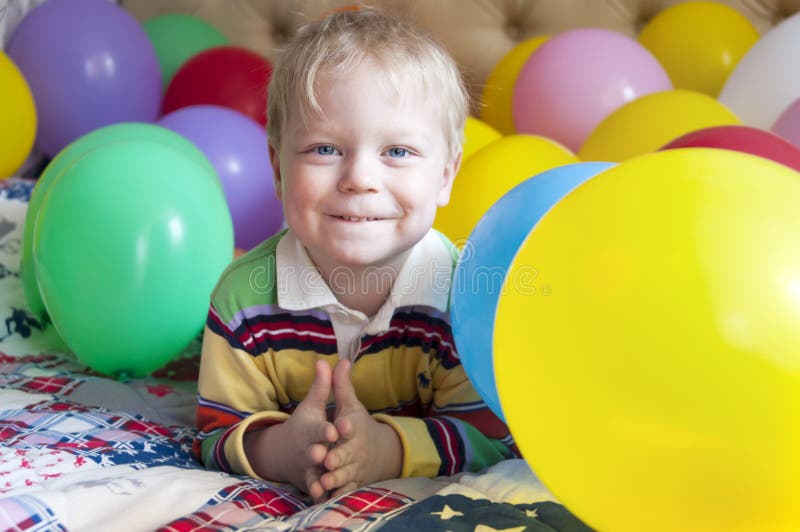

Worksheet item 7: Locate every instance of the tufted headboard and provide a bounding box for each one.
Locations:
[123,0,800,110]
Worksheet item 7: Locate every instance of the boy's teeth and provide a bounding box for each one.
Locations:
[341,216,378,222]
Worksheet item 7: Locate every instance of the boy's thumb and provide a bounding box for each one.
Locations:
[332,359,359,411]
[304,359,333,408]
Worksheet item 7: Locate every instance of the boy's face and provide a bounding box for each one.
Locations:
[271,60,461,274]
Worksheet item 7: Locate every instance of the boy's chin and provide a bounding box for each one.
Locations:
[328,245,414,271]
[331,251,400,269]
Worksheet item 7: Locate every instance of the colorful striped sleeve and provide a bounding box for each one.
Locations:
[374,361,518,478]
[193,316,289,478]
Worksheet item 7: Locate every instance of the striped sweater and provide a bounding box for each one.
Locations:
[194,229,516,480]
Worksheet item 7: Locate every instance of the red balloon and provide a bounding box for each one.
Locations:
[163,46,272,126]
[660,125,800,173]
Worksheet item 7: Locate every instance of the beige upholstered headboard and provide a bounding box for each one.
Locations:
[123,0,800,109]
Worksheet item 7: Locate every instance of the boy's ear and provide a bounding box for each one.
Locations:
[436,150,462,207]
[269,144,283,201]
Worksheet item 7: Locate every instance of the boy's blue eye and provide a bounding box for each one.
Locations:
[314,145,336,156]
[387,147,408,157]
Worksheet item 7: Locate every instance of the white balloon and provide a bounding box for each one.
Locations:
[719,12,800,129]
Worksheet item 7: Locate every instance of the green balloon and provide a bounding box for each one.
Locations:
[22,122,218,323]
[34,140,233,377]
[142,14,229,90]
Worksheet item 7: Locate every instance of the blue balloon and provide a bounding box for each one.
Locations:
[451,162,615,421]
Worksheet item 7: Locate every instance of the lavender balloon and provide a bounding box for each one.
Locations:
[6,0,161,157]
[158,105,284,249]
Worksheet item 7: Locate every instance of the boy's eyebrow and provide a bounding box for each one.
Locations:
[291,124,436,143]
[381,128,434,141]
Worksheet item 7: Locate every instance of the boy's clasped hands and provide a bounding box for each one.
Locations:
[245,360,402,502]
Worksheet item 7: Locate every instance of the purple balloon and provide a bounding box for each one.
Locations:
[158,105,284,249]
[7,0,161,157]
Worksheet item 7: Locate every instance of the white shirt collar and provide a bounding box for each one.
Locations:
[276,229,453,333]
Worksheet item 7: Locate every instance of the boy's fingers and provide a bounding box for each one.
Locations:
[306,468,327,503]
[313,420,338,444]
[323,438,354,470]
[320,462,358,492]
[307,420,338,464]
[307,442,329,465]
[333,417,354,440]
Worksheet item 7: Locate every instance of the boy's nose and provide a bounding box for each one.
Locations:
[338,154,379,193]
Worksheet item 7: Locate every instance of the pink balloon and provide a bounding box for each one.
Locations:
[512,28,672,152]
[772,97,800,148]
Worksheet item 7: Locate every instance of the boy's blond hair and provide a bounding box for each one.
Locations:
[266,7,468,156]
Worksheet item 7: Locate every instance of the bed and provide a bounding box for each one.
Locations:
[3,1,798,530]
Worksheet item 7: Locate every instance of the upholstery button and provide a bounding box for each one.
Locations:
[505,20,526,41]
[272,22,293,45]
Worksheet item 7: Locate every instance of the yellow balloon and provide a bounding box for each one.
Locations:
[481,35,549,135]
[495,148,800,532]
[639,1,758,97]
[462,116,501,162]
[435,134,577,244]
[0,51,37,178]
[579,89,740,161]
